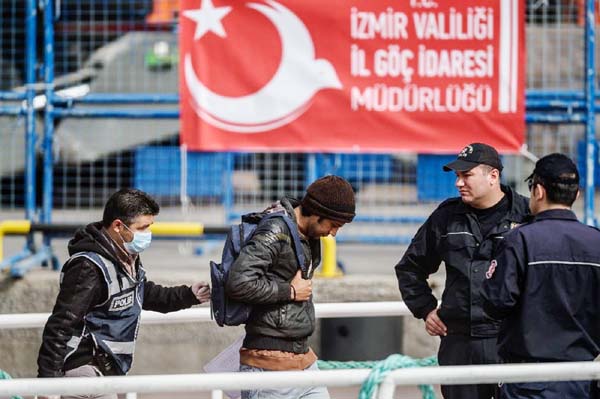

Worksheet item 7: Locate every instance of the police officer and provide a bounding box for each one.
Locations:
[395,143,529,399]
[482,153,600,398]
[37,189,211,399]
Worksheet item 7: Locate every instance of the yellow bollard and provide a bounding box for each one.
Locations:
[315,235,344,278]
[150,222,204,236]
[0,220,32,263]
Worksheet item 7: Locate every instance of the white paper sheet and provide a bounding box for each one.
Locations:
[203,334,245,399]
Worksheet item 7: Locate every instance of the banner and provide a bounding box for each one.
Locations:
[179,0,525,153]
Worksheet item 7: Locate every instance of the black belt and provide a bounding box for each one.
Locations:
[501,357,552,364]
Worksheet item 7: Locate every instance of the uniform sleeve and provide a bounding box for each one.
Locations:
[482,232,526,320]
[225,220,292,305]
[394,214,443,320]
[142,280,200,313]
[37,259,105,377]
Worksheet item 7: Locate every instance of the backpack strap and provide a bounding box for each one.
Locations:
[261,213,306,271]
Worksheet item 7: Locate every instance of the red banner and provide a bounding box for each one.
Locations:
[179,0,525,153]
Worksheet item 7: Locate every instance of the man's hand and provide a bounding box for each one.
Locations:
[290,270,312,301]
[191,282,211,303]
[425,308,447,336]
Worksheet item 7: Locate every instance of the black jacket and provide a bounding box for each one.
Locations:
[395,185,529,337]
[37,222,199,377]
[225,197,321,354]
[483,209,600,362]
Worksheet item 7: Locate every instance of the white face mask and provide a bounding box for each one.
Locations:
[121,224,152,254]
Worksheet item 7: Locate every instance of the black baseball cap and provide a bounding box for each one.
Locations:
[443,143,504,172]
[526,153,579,185]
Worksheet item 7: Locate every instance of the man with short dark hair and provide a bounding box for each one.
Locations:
[37,188,210,399]
[226,175,356,399]
[395,143,530,399]
[483,153,600,398]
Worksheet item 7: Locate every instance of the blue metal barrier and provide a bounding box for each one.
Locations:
[584,0,597,226]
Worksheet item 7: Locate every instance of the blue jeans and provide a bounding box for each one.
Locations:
[240,361,330,399]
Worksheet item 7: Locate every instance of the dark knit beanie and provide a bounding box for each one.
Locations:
[301,175,356,223]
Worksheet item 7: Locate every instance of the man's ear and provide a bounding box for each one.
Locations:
[489,168,500,185]
[534,184,545,201]
[109,219,123,234]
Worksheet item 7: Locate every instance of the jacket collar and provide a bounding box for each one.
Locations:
[455,184,523,219]
[280,196,300,223]
[532,208,578,222]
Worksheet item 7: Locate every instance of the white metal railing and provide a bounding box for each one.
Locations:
[1,362,600,398]
[0,301,412,329]
[2,302,598,399]
[377,361,600,399]
[0,301,411,399]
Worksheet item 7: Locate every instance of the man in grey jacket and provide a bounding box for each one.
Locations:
[225,175,356,399]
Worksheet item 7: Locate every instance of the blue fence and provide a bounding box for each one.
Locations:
[0,0,598,273]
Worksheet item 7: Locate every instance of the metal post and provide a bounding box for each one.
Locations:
[306,153,317,187]
[376,375,396,399]
[223,152,235,222]
[42,0,56,263]
[24,0,37,224]
[211,389,224,399]
[584,0,597,226]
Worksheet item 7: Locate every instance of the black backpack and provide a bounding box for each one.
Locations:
[210,211,306,326]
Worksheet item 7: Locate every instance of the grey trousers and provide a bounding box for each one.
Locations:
[62,364,117,399]
[240,361,330,399]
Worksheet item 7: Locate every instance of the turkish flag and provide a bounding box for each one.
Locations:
[179,0,525,153]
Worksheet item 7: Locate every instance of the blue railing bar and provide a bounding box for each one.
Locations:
[584,0,597,226]
[25,0,37,224]
[526,100,587,109]
[42,90,600,104]
[0,249,33,272]
[42,0,55,239]
[527,103,600,113]
[48,105,597,120]
[0,92,27,101]
[227,211,427,225]
[525,113,586,123]
[336,236,414,245]
[10,246,54,278]
[353,215,428,224]
[526,90,587,100]
[51,109,179,118]
[23,91,600,108]
[0,106,25,115]
[51,93,179,104]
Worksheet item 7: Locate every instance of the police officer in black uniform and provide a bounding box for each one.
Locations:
[395,143,529,399]
[483,153,600,399]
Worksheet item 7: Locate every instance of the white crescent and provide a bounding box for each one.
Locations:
[184,0,342,133]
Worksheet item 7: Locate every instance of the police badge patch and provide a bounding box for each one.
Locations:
[109,291,135,311]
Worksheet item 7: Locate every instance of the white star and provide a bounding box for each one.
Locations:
[183,0,232,40]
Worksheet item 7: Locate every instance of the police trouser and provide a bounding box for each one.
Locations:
[438,335,499,399]
[62,364,118,399]
[499,380,593,399]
